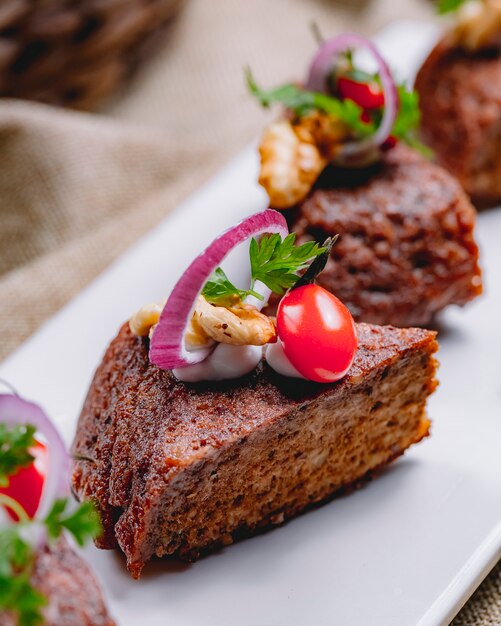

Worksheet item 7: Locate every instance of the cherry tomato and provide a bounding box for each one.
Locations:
[277,284,357,383]
[338,76,384,110]
[0,440,47,521]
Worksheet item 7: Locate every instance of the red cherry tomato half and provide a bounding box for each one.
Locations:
[277,284,357,383]
[0,440,47,521]
[337,76,385,110]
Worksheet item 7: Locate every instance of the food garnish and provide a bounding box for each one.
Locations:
[443,0,501,50]
[0,394,101,626]
[193,296,276,346]
[246,69,375,137]
[0,425,46,521]
[149,209,289,369]
[0,395,70,520]
[139,210,357,383]
[0,423,37,488]
[438,0,467,13]
[201,233,325,304]
[276,284,357,383]
[247,33,428,207]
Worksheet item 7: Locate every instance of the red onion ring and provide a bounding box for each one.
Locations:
[0,393,70,522]
[150,209,289,370]
[306,33,398,160]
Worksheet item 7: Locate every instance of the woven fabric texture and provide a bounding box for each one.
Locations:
[0,0,498,623]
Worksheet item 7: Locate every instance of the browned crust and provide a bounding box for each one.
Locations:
[291,143,482,326]
[72,322,438,578]
[415,38,501,204]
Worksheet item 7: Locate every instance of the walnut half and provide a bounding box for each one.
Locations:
[193,295,276,346]
[129,295,276,349]
[258,120,327,209]
[451,0,501,50]
[258,113,349,209]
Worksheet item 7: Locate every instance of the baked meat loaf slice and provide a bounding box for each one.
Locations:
[72,322,438,579]
[415,40,501,204]
[291,144,482,326]
[0,537,115,626]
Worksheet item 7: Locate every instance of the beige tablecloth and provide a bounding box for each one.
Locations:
[0,0,499,623]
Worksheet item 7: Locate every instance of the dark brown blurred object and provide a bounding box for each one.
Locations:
[290,144,482,327]
[0,0,184,110]
[415,38,501,206]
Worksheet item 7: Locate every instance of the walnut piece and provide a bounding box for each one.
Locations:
[451,0,501,50]
[194,295,276,346]
[129,295,275,349]
[258,120,327,209]
[258,113,349,209]
[129,301,165,337]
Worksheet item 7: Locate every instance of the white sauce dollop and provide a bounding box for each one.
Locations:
[173,343,264,382]
[173,338,307,382]
[265,338,305,379]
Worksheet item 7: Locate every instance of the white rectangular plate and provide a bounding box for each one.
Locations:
[2,20,500,626]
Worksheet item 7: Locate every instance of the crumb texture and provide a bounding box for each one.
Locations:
[72,322,438,578]
[415,40,501,203]
[291,144,482,327]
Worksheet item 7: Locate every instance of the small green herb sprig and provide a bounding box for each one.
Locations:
[0,424,37,488]
[245,68,374,138]
[246,67,431,156]
[201,267,261,307]
[392,85,432,157]
[202,233,326,306]
[0,422,101,626]
[0,498,101,626]
[437,0,466,14]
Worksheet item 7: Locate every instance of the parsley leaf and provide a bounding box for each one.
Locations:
[0,497,101,626]
[245,68,375,138]
[437,0,465,13]
[0,526,32,577]
[44,499,102,547]
[392,84,433,157]
[0,423,37,488]
[201,267,261,306]
[0,571,47,626]
[0,526,45,626]
[249,233,326,295]
[200,234,327,305]
[246,67,433,156]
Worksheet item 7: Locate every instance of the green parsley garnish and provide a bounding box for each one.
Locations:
[0,535,47,626]
[201,267,261,306]
[44,498,101,547]
[0,423,37,488]
[246,67,432,156]
[437,0,466,14]
[245,67,374,138]
[249,233,326,295]
[202,233,326,306]
[0,497,101,626]
[392,84,433,157]
[0,422,102,626]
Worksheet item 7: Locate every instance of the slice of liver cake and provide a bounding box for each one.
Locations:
[72,321,438,578]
